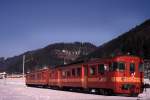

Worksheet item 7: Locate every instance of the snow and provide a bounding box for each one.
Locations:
[137,88,150,100]
[144,78,150,85]
[0,78,149,100]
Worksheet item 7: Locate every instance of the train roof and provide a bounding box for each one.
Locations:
[27,55,142,73]
[54,55,142,68]
[26,68,50,74]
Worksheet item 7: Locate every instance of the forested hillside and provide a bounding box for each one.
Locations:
[82,19,150,59]
[2,42,96,73]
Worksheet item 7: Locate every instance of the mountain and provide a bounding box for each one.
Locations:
[0,57,5,72]
[81,19,150,60]
[1,19,150,74]
[2,42,97,73]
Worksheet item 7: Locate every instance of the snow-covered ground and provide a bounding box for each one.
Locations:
[144,78,150,85]
[0,78,149,100]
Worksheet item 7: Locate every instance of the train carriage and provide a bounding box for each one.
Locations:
[109,56,144,95]
[52,55,144,96]
[59,64,83,89]
[26,68,50,87]
[25,55,144,96]
[82,58,113,94]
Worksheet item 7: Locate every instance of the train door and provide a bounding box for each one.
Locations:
[110,62,126,91]
[87,64,98,88]
[58,69,62,87]
[82,65,88,88]
[97,63,109,88]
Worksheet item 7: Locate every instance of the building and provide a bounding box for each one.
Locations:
[0,72,6,79]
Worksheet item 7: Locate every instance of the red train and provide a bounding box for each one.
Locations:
[26,55,144,96]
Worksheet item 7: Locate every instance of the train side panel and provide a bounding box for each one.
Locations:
[49,68,60,87]
[60,65,83,88]
[26,68,49,86]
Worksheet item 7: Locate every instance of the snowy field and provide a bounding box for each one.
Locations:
[0,78,149,100]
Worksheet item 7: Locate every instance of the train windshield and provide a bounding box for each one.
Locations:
[111,62,125,71]
[130,63,135,73]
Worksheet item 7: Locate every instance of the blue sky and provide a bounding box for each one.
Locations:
[0,0,150,58]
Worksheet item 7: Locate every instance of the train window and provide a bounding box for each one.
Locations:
[62,71,65,77]
[111,62,118,71]
[110,62,125,71]
[42,73,45,79]
[98,64,104,74]
[65,72,68,77]
[72,69,75,76]
[32,75,34,79]
[118,62,125,71]
[130,63,135,73]
[42,72,45,79]
[139,63,144,72]
[31,75,34,79]
[67,71,71,77]
[37,73,41,79]
[77,68,81,77]
[89,66,96,75]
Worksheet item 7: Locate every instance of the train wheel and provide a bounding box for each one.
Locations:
[98,89,105,95]
[83,88,90,93]
[104,90,109,95]
[98,89,110,96]
[107,89,113,96]
[43,85,48,88]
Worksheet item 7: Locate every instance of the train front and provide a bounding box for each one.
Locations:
[110,56,144,96]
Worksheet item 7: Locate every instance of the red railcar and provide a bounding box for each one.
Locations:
[48,55,144,96]
[26,55,144,96]
[108,56,144,95]
[25,68,50,87]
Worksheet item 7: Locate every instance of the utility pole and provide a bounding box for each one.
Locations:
[62,50,66,65]
[23,55,25,78]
